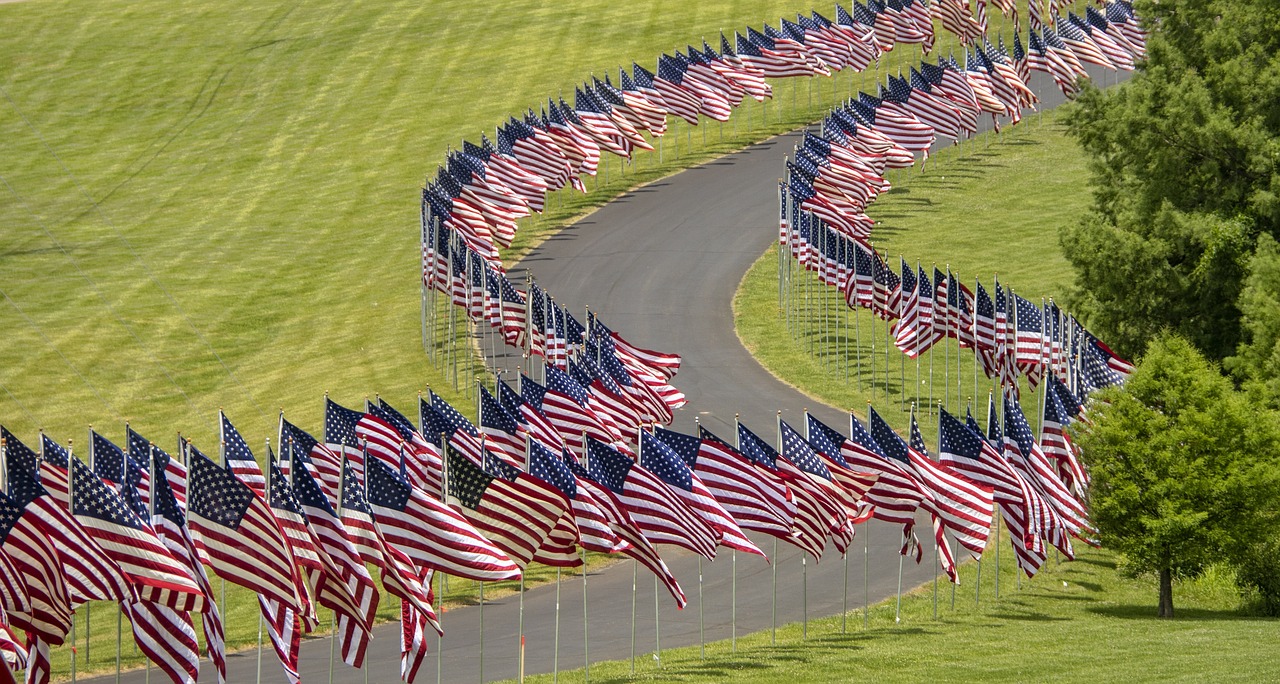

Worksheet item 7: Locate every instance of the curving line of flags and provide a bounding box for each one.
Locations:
[0,2,1151,683]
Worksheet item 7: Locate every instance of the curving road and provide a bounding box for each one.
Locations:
[95,65,1120,683]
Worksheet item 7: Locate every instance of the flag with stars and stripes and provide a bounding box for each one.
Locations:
[639,430,764,558]
[8,432,134,609]
[186,445,302,611]
[221,412,264,499]
[938,409,1048,577]
[779,419,858,554]
[443,445,568,570]
[683,426,796,543]
[735,421,838,558]
[326,398,368,477]
[147,440,228,683]
[585,437,719,560]
[367,455,520,581]
[0,487,69,646]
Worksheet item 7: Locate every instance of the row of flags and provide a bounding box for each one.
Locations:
[781,196,1134,398]
[0,369,1100,683]
[420,1,1145,269]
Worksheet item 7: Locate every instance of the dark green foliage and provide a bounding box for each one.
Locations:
[1237,532,1280,617]
[1226,234,1280,407]
[1062,0,1280,362]
[1072,334,1280,616]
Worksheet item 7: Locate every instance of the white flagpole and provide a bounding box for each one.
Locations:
[553,568,560,683]
[629,560,637,676]
[580,431,590,684]
[698,556,704,659]
[729,415,739,653]
[438,432,449,684]
[654,573,661,668]
[773,411,783,645]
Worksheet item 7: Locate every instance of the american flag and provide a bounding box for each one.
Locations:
[269,460,359,619]
[1041,388,1089,499]
[528,440,622,555]
[735,421,834,558]
[1096,3,1143,58]
[186,445,302,611]
[938,409,1048,576]
[662,53,732,122]
[500,377,566,453]
[735,31,815,79]
[889,72,961,141]
[529,369,624,457]
[907,411,994,564]
[221,412,265,499]
[123,599,201,684]
[0,488,70,645]
[638,430,764,558]
[565,457,687,607]
[1003,392,1095,546]
[994,280,1019,391]
[679,426,797,542]
[480,385,529,466]
[546,100,602,177]
[838,412,928,556]
[89,434,205,684]
[9,430,132,606]
[368,400,443,498]
[279,417,342,503]
[282,445,377,667]
[90,430,150,510]
[802,414,882,522]
[585,437,718,559]
[148,442,228,683]
[128,428,185,507]
[61,454,207,611]
[0,550,30,635]
[778,419,857,554]
[428,391,487,464]
[973,279,997,376]
[1057,13,1116,69]
[444,445,568,570]
[618,65,670,135]
[326,398,368,477]
[367,455,520,581]
[335,459,434,621]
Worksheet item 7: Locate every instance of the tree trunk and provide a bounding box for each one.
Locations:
[1158,567,1174,618]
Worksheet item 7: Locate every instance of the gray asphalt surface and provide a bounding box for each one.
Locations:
[94,64,1121,683]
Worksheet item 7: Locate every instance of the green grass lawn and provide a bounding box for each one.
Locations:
[502,546,1280,683]
[734,108,1093,434]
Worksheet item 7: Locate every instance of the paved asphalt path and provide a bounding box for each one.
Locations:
[95,65,1121,683]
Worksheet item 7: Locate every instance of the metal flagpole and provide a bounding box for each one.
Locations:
[437,434,449,684]
[773,410,784,645]
[580,429,591,684]
[803,552,809,639]
[553,568,560,683]
[654,574,661,667]
[895,545,904,624]
[863,509,870,630]
[630,560,637,675]
[730,414,740,653]
[842,548,849,634]
[698,556,704,659]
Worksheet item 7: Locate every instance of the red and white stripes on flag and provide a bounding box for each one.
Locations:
[367,457,521,582]
[186,448,303,612]
[692,428,797,542]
